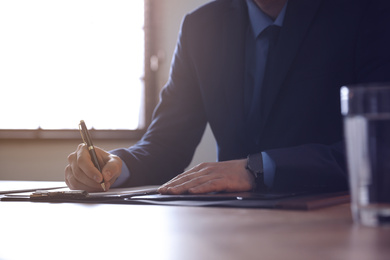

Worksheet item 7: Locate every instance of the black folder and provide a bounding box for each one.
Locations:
[1,185,349,210]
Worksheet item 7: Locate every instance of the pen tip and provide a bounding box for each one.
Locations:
[101,182,106,192]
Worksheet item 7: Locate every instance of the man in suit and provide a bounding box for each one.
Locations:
[65,0,390,194]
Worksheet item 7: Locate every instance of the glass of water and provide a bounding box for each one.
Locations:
[341,84,390,226]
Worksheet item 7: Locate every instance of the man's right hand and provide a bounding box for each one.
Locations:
[65,143,122,192]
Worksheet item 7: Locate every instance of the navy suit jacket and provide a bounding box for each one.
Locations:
[112,0,390,191]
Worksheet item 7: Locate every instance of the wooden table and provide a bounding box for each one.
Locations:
[0,181,389,260]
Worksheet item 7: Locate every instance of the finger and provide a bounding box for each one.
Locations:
[164,174,217,195]
[65,164,103,191]
[101,155,122,183]
[159,163,212,191]
[162,163,208,185]
[64,164,75,189]
[188,172,254,194]
[187,178,227,194]
[76,144,104,183]
[67,174,104,192]
[158,171,205,194]
[72,163,103,190]
[159,171,194,188]
[66,145,103,189]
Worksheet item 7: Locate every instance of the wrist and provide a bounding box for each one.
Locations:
[245,153,266,191]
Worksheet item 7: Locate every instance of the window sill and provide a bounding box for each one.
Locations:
[0,129,145,140]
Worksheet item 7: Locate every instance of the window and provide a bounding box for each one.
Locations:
[0,0,157,139]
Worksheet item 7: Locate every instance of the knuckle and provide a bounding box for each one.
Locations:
[64,164,71,175]
[76,152,86,165]
[195,162,215,173]
[197,162,211,169]
[64,177,72,189]
[76,144,88,158]
[208,180,220,188]
[77,143,85,150]
[64,165,78,186]
[210,179,226,191]
[72,168,84,180]
[110,156,122,172]
[176,172,188,180]
[67,152,75,163]
[65,175,76,190]
[175,174,190,184]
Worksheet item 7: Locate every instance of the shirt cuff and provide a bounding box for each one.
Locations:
[111,159,131,188]
[262,151,276,188]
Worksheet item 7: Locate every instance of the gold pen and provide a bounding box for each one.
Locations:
[79,120,106,191]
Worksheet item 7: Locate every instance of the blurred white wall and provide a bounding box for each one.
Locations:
[0,0,215,181]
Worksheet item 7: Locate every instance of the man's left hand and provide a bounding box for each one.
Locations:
[158,159,255,194]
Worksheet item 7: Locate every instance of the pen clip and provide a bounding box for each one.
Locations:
[79,122,87,145]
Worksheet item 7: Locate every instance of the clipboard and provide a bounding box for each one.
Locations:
[0,185,67,195]
[0,186,159,202]
[29,187,160,201]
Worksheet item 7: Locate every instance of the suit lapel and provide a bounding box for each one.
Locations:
[213,0,322,155]
[260,0,323,129]
[217,0,250,157]
[220,0,247,117]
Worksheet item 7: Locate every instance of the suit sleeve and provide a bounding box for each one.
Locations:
[264,142,347,192]
[263,0,390,192]
[111,15,208,187]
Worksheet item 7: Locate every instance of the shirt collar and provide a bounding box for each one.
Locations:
[246,0,288,38]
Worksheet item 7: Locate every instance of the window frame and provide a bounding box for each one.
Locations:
[0,0,158,140]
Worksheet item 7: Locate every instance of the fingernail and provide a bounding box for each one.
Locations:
[93,175,100,183]
[105,171,112,178]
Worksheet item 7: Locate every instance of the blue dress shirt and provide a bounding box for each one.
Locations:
[245,0,287,188]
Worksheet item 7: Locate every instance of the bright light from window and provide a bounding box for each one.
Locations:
[0,0,144,130]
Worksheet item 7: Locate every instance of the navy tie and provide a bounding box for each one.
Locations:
[246,25,281,146]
